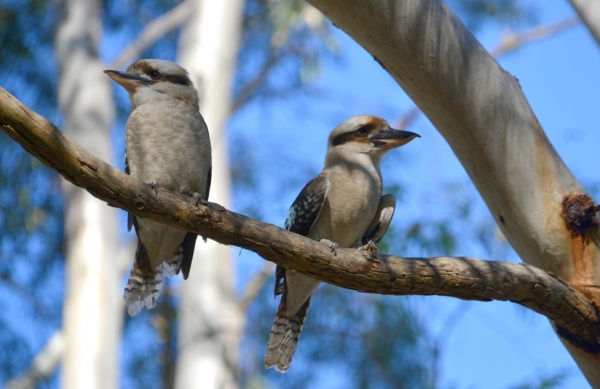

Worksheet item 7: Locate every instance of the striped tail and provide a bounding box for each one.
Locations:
[123,241,164,317]
[159,232,198,279]
[264,293,312,372]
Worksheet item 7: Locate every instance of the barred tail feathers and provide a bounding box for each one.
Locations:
[123,242,164,317]
[264,294,312,372]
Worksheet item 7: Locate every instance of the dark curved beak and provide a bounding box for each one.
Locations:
[104,70,149,92]
[368,128,421,149]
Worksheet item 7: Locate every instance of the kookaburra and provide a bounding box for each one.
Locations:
[105,59,212,317]
[264,115,419,372]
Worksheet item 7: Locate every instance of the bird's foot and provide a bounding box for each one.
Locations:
[189,192,208,243]
[189,191,206,206]
[320,239,339,256]
[359,240,378,255]
[147,181,160,195]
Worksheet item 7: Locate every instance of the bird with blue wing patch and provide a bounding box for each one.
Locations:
[265,115,420,372]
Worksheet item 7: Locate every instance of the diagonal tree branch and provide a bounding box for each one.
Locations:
[5,331,64,389]
[1,87,599,353]
[304,1,600,383]
[489,16,581,58]
[569,0,600,48]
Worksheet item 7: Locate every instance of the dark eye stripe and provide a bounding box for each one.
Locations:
[148,74,193,86]
[163,74,192,85]
[331,126,374,146]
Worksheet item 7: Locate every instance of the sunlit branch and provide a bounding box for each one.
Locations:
[568,0,600,48]
[394,16,580,129]
[1,88,599,353]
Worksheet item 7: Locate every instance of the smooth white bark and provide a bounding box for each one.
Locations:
[306,0,600,386]
[55,0,121,388]
[175,1,245,388]
[569,0,600,47]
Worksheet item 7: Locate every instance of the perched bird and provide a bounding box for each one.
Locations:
[105,59,212,317]
[264,115,419,372]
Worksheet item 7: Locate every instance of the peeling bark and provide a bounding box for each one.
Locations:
[1,88,599,358]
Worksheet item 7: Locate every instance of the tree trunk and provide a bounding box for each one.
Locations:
[175,0,246,388]
[55,1,121,388]
[304,0,600,386]
[569,0,600,47]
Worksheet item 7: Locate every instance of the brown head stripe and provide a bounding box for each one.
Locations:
[127,60,192,86]
[330,116,385,146]
[127,60,153,74]
[155,74,192,86]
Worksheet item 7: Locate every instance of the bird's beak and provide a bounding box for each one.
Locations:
[368,128,421,149]
[104,70,149,92]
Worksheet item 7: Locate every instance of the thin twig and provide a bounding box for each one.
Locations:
[396,16,581,129]
[5,332,64,389]
[490,16,581,58]
[238,262,276,311]
[110,1,194,69]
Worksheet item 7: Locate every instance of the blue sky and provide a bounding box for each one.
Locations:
[230,1,599,388]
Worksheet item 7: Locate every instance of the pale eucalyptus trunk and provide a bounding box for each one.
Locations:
[175,0,246,388]
[569,0,600,47]
[55,0,120,388]
[305,0,600,386]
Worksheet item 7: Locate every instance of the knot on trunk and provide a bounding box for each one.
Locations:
[561,193,599,237]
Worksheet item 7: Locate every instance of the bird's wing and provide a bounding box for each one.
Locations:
[181,165,211,279]
[361,194,396,245]
[205,165,212,201]
[180,233,197,280]
[284,172,331,235]
[125,151,135,232]
[274,172,330,297]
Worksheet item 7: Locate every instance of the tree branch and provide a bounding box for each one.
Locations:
[5,331,64,389]
[569,0,600,48]
[238,262,276,311]
[1,87,599,352]
[303,2,600,382]
[489,16,581,58]
[394,15,581,135]
[110,1,194,69]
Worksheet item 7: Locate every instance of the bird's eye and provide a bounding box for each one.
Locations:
[357,126,369,135]
[149,71,161,79]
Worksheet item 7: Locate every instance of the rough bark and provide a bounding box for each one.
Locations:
[54,0,120,388]
[175,0,245,388]
[569,0,600,48]
[303,0,600,385]
[1,87,599,357]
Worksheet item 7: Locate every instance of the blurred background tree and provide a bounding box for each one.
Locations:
[0,0,592,388]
